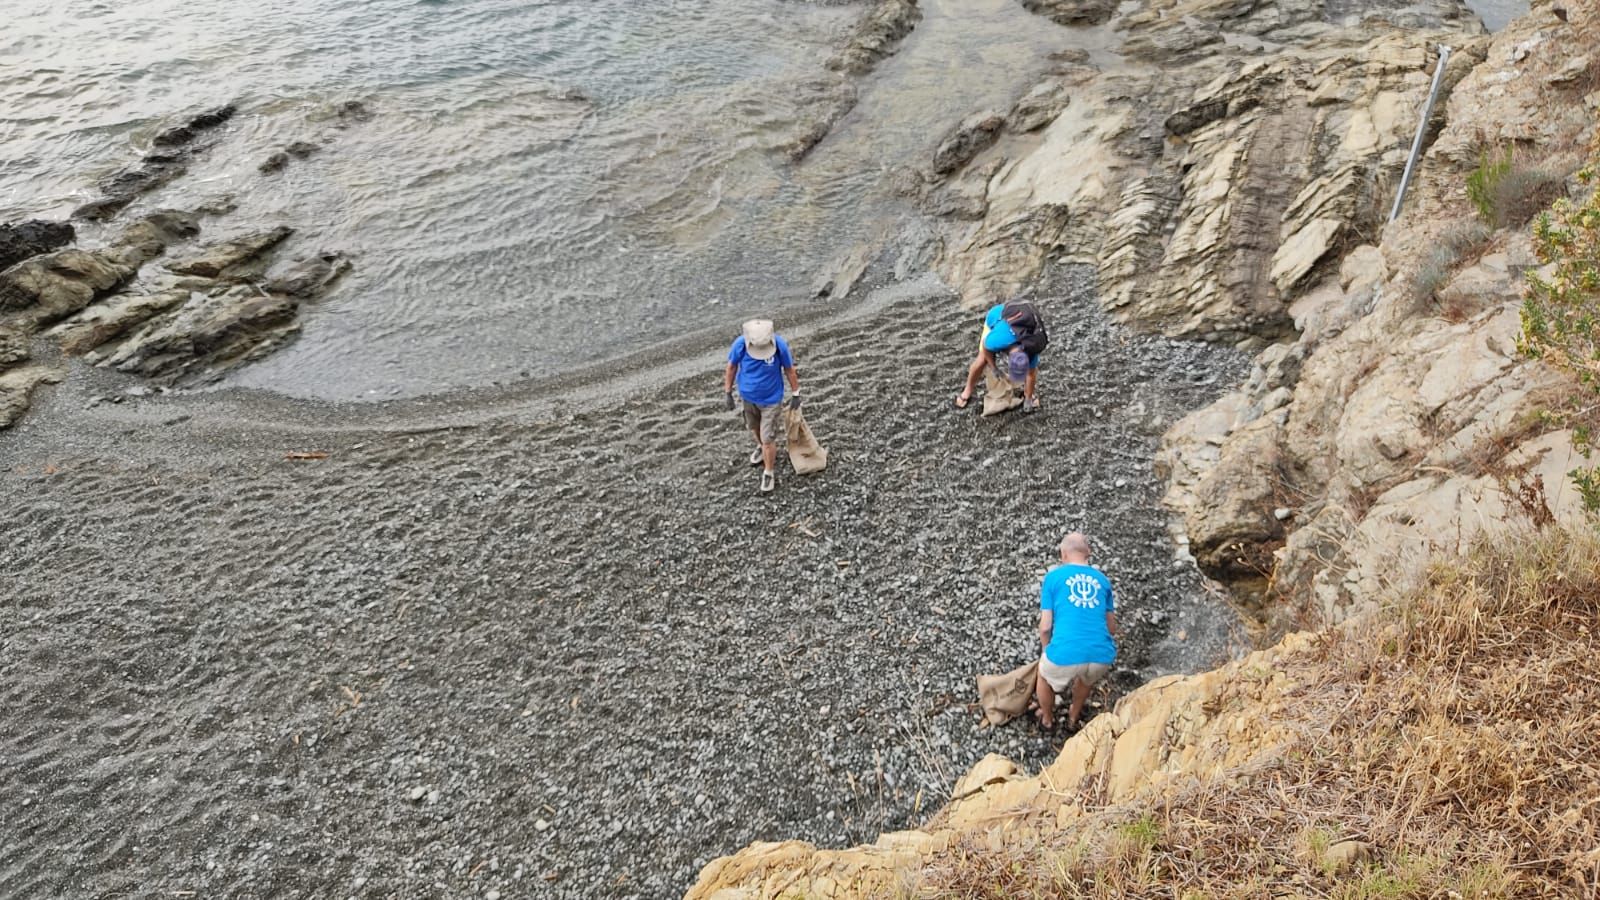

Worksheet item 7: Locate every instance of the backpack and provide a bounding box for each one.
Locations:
[1001,300,1049,357]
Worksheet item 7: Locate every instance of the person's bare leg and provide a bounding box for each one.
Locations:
[1024,368,1038,405]
[1067,676,1093,729]
[1034,672,1056,729]
[957,349,993,404]
[762,440,777,473]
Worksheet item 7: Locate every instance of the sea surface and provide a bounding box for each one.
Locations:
[1,0,1527,401]
[1,0,1073,400]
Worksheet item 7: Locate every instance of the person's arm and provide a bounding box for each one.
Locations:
[1105,579,1117,638]
[1039,609,1053,648]
[1106,611,1118,639]
[723,361,737,395]
[784,366,800,405]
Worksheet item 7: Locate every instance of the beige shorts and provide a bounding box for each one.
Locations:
[742,402,782,444]
[1039,658,1111,693]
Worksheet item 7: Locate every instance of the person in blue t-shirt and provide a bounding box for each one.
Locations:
[1034,532,1118,731]
[953,302,1042,413]
[722,319,800,494]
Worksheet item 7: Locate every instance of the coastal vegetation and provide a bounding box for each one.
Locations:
[1521,136,1600,511]
[918,527,1600,898]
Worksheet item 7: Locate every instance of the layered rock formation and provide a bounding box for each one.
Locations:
[691,0,1598,895]
[1158,0,1596,621]
[904,0,1594,618]
[0,104,357,428]
[931,0,1485,345]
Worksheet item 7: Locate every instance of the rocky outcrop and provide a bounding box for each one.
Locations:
[0,212,343,427]
[95,285,299,379]
[0,221,75,271]
[910,0,1595,618]
[72,105,237,221]
[1156,0,1597,619]
[0,97,370,429]
[932,0,1486,344]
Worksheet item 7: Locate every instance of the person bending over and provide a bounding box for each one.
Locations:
[723,319,800,494]
[953,299,1047,413]
[1035,532,1118,731]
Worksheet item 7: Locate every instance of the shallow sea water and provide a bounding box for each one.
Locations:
[2,0,1070,400]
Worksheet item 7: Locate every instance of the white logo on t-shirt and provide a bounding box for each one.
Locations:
[1065,574,1100,609]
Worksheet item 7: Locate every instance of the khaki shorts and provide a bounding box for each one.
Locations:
[1039,658,1111,693]
[742,402,782,444]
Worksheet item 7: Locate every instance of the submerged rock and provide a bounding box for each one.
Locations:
[73,105,238,221]
[828,0,921,75]
[150,104,237,148]
[258,141,321,174]
[263,252,351,298]
[48,289,192,356]
[1021,0,1117,26]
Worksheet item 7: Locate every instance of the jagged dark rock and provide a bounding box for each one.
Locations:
[73,105,238,221]
[150,104,238,148]
[0,221,75,271]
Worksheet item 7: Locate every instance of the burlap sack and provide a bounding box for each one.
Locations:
[785,406,828,475]
[975,659,1039,727]
[981,367,1023,417]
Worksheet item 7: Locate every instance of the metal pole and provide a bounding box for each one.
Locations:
[1390,44,1453,223]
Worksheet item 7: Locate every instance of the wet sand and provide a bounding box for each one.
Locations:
[1,266,1247,898]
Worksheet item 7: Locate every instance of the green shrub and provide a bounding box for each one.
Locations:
[1466,148,1513,221]
[1519,149,1600,513]
[1468,146,1567,228]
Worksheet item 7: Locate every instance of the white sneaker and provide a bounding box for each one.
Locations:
[749,447,764,466]
[760,470,775,493]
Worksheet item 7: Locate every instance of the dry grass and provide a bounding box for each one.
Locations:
[1413,220,1496,306]
[917,528,1600,898]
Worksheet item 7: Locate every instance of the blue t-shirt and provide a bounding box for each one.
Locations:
[1040,563,1116,666]
[728,335,794,407]
[982,304,1016,352]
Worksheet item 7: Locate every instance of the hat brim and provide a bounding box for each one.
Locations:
[746,342,777,361]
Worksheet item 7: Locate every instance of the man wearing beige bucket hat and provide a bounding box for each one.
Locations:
[723,319,800,493]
